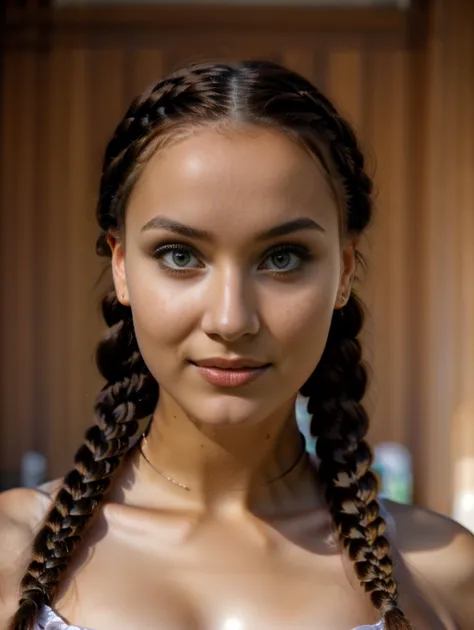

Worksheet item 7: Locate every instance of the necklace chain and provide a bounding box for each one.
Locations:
[138,433,307,492]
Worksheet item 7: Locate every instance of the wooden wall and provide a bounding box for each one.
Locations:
[411,0,474,515]
[1,1,473,514]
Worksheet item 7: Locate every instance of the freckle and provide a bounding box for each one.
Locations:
[265,433,270,440]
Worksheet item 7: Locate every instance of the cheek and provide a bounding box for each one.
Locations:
[125,263,199,364]
[266,278,338,382]
[273,294,334,350]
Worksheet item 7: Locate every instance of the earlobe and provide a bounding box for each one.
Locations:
[337,266,355,309]
[334,241,357,310]
[107,233,129,306]
[334,287,351,310]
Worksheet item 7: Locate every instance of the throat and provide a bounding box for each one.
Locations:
[126,398,323,518]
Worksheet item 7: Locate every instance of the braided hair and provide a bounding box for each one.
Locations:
[10,60,412,630]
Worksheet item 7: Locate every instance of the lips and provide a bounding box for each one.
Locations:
[190,357,271,387]
[192,357,270,370]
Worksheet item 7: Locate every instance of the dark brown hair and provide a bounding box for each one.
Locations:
[10,60,412,630]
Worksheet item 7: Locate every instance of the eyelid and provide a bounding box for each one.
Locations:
[152,242,203,260]
[260,243,313,261]
[262,242,311,254]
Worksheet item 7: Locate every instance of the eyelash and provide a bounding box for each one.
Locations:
[152,242,314,276]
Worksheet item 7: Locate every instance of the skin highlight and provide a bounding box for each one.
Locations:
[108,125,356,512]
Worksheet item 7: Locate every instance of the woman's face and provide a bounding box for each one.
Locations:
[110,125,356,427]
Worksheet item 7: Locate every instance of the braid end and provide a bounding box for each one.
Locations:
[8,598,43,630]
[383,606,413,630]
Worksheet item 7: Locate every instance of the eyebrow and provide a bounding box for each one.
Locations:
[141,216,212,240]
[256,217,325,240]
[141,215,325,241]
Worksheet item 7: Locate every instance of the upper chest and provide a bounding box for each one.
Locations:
[52,508,447,630]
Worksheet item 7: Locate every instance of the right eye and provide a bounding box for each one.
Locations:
[153,244,204,273]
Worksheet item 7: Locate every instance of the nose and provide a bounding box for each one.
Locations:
[201,266,260,342]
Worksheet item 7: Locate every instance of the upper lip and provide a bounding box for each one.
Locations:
[192,357,270,369]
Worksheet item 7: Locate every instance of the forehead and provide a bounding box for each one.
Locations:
[127,124,340,235]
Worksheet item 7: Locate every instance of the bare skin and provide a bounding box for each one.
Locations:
[1,126,473,630]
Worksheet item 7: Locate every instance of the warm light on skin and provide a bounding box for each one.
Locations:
[107,124,357,504]
[109,125,356,427]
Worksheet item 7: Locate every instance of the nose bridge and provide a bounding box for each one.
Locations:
[203,263,259,340]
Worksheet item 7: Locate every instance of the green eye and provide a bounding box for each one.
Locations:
[268,252,295,270]
[170,250,193,267]
[153,244,202,272]
[262,245,312,273]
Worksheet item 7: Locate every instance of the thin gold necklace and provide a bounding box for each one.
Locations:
[138,433,307,492]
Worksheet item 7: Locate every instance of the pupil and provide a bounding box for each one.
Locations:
[273,253,290,269]
[173,251,190,267]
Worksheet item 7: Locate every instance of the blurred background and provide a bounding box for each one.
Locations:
[1,0,473,528]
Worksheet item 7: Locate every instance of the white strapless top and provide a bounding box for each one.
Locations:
[36,606,384,630]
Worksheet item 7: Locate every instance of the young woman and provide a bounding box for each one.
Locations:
[1,60,473,630]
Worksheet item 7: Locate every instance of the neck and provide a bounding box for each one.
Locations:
[132,392,323,518]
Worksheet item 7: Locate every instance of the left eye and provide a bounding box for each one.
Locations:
[261,247,308,272]
[164,249,196,268]
[267,252,297,270]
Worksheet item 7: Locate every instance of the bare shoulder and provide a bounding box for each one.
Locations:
[385,499,474,625]
[0,481,62,622]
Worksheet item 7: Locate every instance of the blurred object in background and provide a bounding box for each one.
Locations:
[20,451,47,488]
[373,442,413,504]
[452,402,474,533]
[295,394,317,454]
[453,459,474,533]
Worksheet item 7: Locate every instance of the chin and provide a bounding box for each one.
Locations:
[190,395,273,427]
[181,385,299,430]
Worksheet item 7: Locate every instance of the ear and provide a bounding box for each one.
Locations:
[107,233,129,306]
[334,236,358,310]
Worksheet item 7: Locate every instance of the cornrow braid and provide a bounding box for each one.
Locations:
[95,63,239,256]
[301,295,412,630]
[9,292,158,630]
[251,68,373,234]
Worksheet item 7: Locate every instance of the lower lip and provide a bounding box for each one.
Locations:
[192,364,269,387]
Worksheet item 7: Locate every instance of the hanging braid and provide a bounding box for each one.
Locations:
[9,293,158,630]
[11,60,412,629]
[301,296,411,629]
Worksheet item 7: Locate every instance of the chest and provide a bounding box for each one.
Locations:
[52,513,445,630]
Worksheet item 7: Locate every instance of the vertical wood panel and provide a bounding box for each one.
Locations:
[366,49,409,447]
[66,47,103,468]
[14,52,37,462]
[447,0,474,517]
[0,52,20,477]
[0,50,39,476]
[89,49,126,191]
[128,48,164,99]
[282,50,319,86]
[415,0,474,515]
[43,46,72,476]
[327,50,363,129]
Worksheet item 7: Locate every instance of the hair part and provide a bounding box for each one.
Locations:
[10,60,411,630]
